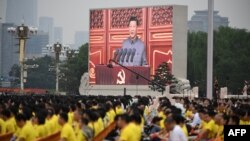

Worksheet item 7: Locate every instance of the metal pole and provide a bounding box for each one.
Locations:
[55,53,59,94]
[207,0,214,99]
[19,39,26,93]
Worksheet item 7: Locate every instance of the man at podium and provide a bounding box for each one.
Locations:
[119,16,147,66]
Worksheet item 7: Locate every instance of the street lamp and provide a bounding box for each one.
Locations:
[65,49,79,59]
[7,23,37,93]
[47,42,70,94]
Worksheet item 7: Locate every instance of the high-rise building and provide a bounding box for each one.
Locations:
[188,10,229,32]
[26,31,49,58]
[0,0,7,22]
[39,17,54,43]
[5,0,37,26]
[54,26,63,43]
[74,31,89,48]
[0,23,19,78]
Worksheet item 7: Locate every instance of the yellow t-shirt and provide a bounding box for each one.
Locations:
[204,119,217,139]
[216,125,224,140]
[181,124,188,137]
[36,124,48,138]
[116,107,123,115]
[88,119,103,137]
[119,122,142,141]
[53,115,61,131]
[60,123,77,141]
[239,120,250,125]
[18,121,37,141]
[76,128,86,141]
[10,117,18,131]
[0,118,6,134]
[107,109,116,124]
[68,112,74,125]
[45,119,53,135]
[158,111,166,129]
[185,110,193,119]
[200,120,207,130]
[72,121,85,141]
[5,118,16,133]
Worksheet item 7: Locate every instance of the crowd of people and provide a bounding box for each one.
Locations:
[0,94,249,141]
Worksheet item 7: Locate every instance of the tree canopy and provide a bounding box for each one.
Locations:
[187,26,250,96]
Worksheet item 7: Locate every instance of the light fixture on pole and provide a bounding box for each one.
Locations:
[47,42,70,94]
[7,24,37,93]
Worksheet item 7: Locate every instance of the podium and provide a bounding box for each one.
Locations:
[95,65,150,85]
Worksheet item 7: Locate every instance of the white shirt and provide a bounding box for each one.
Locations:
[169,125,188,141]
[190,112,201,127]
[174,103,185,115]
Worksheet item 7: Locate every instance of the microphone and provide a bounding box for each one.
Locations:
[130,48,136,62]
[117,48,123,62]
[113,49,119,61]
[126,48,132,62]
[121,48,127,62]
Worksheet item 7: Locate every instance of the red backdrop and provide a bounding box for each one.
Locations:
[89,6,173,84]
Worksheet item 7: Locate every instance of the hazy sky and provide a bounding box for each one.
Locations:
[36,0,250,44]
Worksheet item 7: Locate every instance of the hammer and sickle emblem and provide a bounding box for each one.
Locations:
[116,69,126,84]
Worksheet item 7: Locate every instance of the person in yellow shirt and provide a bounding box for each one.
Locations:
[34,112,48,138]
[117,113,142,141]
[115,104,124,115]
[79,117,93,141]
[195,110,217,141]
[15,113,37,141]
[58,112,77,141]
[73,109,83,141]
[0,117,6,134]
[214,113,228,141]
[1,109,15,133]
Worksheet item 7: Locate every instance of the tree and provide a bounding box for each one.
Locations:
[59,43,89,94]
[9,64,20,87]
[187,26,250,95]
[24,55,56,89]
[149,62,177,94]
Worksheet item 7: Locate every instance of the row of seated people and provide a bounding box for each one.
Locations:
[145,97,250,141]
[0,94,145,141]
[1,94,250,141]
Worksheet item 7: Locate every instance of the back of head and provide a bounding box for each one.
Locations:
[60,112,68,123]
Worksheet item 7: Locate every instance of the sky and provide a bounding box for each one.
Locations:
[18,0,250,44]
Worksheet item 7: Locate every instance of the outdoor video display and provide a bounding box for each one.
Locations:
[89,6,173,85]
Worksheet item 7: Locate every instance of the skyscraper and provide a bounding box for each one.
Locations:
[74,31,88,48]
[188,10,229,32]
[39,17,54,43]
[26,31,49,58]
[5,0,37,26]
[54,26,63,43]
[0,0,7,22]
[0,23,19,78]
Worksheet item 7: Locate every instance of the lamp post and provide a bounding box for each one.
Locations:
[66,49,79,59]
[47,42,69,94]
[7,24,37,93]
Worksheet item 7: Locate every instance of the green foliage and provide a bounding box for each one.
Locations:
[25,56,56,89]
[187,27,250,95]
[149,62,177,93]
[59,43,89,94]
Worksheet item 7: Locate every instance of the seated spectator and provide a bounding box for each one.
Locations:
[1,109,16,133]
[117,113,142,141]
[79,117,93,141]
[15,113,37,141]
[166,115,187,141]
[58,112,77,141]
